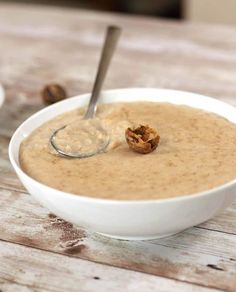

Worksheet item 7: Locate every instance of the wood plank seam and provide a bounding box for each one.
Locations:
[195,226,236,236]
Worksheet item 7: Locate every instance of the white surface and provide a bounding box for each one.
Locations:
[8,88,236,240]
[0,84,5,108]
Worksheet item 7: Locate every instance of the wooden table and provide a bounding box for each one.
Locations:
[0,3,236,291]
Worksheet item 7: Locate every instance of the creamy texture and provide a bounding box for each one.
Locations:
[20,102,236,200]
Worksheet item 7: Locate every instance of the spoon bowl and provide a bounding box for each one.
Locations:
[50,121,110,159]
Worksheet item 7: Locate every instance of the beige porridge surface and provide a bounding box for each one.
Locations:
[20,102,236,200]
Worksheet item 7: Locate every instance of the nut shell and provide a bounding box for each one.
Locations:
[125,125,160,154]
[42,83,67,104]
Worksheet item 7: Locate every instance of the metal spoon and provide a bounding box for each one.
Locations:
[50,25,121,158]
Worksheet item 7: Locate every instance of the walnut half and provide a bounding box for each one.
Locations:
[125,125,160,154]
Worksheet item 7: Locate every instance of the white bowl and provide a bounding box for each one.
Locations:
[9,88,236,240]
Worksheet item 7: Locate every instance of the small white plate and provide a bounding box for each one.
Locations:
[0,84,5,108]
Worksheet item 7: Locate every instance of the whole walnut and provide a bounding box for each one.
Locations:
[42,83,67,104]
[125,125,160,154]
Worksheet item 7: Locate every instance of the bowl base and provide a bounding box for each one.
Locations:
[97,231,179,241]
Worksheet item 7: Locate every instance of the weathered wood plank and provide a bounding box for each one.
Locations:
[0,135,24,192]
[0,188,235,291]
[0,279,42,292]
[1,240,218,292]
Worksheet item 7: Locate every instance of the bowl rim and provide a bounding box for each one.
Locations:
[9,87,236,205]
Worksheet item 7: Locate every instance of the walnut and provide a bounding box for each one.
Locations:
[41,83,67,104]
[125,125,160,154]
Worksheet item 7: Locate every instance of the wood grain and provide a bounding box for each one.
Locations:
[0,3,236,291]
[1,240,220,292]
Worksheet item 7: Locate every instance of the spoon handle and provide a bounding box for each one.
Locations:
[84,25,121,119]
